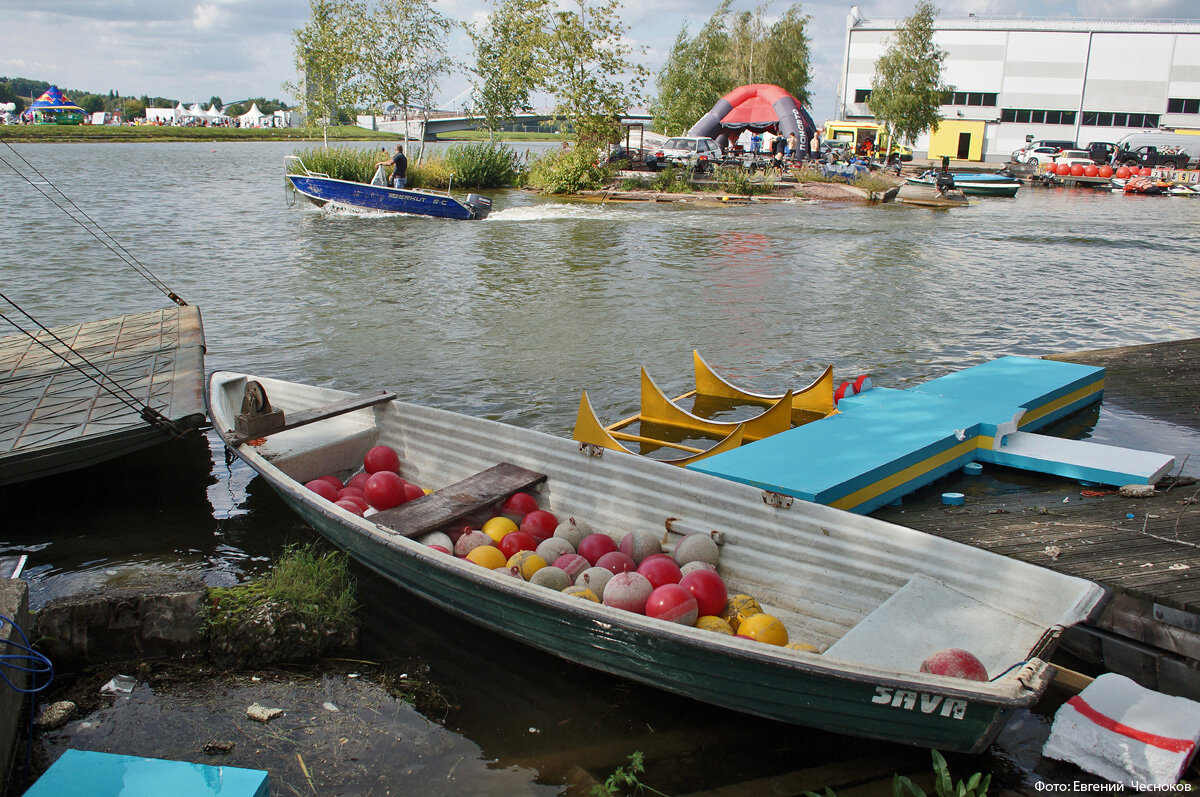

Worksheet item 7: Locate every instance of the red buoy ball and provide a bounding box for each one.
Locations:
[577,533,617,565]
[679,569,728,617]
[1139,167,1153,176]
[363,445,401,474]
[364,471,407,510]
[645,584,699,626]
[499,531,538,560]
[315,475,344,490]
[603,572,653,614]
[305,479,340,502]
[1054,163,1070,175]
[520,510,559,542]
[335,490,370,513]
[1099,165,1113,178]
[673,533,719,567]
[501,492,540,520]
[334,499,365,516]
[919,648,989,681]
[619,530,662,564]
[402,482,425,503]
[454,529,494,558]
[596,551,636,575]
[553,553,590,581]
[638,556,682,589]
[1070,164,1085,176]
[1114,166,1130,179]
[576,567,614,600]
[1084,165,1099,177]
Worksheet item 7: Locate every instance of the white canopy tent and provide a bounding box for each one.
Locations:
[237,103,267,127]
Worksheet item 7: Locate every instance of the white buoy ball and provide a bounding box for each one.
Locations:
[619,530,663,564]
[415,531,453,550]
[603,572,654,614]
[576,567,614,601]
[673,533,720,567]
[680,560,718,576]
[529,566,571,591]
[453,530,493,558]
[553,517,591,549]
[536,537,575,565]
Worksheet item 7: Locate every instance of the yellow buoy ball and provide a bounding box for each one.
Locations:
[562,585,600,602]
[465,545,507,569]
[737,613,789,646]
[719,594,761,633]
[482,516,519,544]
[785,641,822,653]
[694,616,734,635]
[507,551,548,580]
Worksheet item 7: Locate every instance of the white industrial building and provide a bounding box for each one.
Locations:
[835,8,1200,161]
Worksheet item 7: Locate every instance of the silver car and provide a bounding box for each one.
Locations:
[656,137,722,169]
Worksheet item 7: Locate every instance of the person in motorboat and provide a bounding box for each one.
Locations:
[375,144,408,189]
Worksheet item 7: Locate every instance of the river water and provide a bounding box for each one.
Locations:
[2,141,1199,792]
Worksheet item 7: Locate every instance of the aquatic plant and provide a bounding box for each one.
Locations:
[714,166,774,196]
[591,752,668,797]
[206,542,358,632]
[442,141,520,188]
[525,145,615,193]
[802,750,990,797]
[289,146,381,183]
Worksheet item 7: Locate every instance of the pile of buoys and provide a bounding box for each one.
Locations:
[303,445,427,516]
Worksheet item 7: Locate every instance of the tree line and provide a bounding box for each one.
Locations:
[0,76,289,120]
[292,0,950,152]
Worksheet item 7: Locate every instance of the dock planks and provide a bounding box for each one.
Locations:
[0,306,206,485]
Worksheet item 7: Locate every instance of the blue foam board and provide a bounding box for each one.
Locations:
[24,749,270,797]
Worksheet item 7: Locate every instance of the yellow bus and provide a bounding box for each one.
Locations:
[823,121,913,161]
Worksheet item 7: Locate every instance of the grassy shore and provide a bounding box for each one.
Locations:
[0,124,397,143]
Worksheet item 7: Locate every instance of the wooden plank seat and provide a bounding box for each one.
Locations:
[232,389,396,445]
[371,462,547,539]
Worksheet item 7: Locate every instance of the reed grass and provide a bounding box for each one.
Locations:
[290,142,520,189]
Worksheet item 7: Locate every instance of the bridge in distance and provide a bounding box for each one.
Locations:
[357,111,652,140]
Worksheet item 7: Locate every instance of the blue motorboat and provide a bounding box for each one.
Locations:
[905,170,1020,197]
[285,156,492,220]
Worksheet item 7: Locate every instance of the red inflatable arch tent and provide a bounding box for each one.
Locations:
[687,84,817,153]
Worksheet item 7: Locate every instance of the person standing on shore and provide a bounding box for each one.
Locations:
[376,144,408,189]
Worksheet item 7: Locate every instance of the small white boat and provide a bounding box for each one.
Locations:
[208,371,1105,753]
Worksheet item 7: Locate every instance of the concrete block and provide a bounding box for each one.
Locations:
[0,579,30,791]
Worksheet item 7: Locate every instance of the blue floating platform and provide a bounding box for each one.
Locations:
[24,750,270,797]
[690,356,1174,514]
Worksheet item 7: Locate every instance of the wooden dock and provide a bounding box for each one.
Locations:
[874,338,1200,698]
[0,306,207,486]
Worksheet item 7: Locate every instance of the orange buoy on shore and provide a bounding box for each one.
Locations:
[1084,165,1099,177]
[1099,165,1113,178]
[1070,164,1085,176]
[1115,166,1129,178]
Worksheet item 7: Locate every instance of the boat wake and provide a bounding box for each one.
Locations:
[485,204,642,222]
[321,203,428,220]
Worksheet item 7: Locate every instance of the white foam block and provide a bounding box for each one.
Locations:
[1043,673,1200,787]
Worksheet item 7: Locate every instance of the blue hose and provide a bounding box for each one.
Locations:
[0,613,53,694]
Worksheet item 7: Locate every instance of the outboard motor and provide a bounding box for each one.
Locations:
[465,194,492,220]
[935,172,956,193]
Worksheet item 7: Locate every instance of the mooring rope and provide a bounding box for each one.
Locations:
[0,139,187,307]
[0,294,187,436]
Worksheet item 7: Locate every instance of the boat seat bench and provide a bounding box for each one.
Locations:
[371,462,546,539]
[232,389,396,445]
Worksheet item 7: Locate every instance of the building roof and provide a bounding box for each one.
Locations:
[848,9,1200,34]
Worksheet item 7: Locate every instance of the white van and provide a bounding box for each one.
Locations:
[1113,131,1200,169]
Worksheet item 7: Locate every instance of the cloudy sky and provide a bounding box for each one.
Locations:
[2,0,1195,123]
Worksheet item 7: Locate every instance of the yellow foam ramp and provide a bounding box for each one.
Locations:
[693,351,835,417]
[640,369,792,443]
[572,391,744,466]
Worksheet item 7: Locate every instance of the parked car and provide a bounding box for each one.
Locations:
[1014,145,1065,166]
[655,137,722,171]
[1051,149,1097,168]
[1115,144,1197,170]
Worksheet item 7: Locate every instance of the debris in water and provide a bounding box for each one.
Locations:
[35,701,76,731]
[101,675,136,695]
[323,702,339,712]
[247,703,284,723]
[1044,546,1062,561]
[203,741,235,755]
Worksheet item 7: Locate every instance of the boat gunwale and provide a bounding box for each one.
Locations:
[206,370,1091,710]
